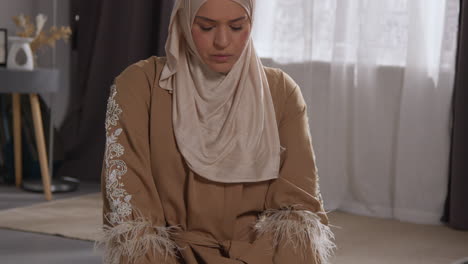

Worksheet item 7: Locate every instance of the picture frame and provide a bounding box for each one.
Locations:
[0,28,6,67]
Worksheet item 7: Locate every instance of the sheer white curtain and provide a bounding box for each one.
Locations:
[253,0,460,224]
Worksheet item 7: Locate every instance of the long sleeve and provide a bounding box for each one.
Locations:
[98,63,180,264]
[254,71,335,264]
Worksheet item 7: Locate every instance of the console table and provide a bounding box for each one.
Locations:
[0,68,60,200]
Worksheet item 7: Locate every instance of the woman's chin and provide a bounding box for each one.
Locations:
[206,62,233,74]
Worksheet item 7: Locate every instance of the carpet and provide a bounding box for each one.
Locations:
[0,193,467,263]
[328,211,468,264]
[0,193,102,241]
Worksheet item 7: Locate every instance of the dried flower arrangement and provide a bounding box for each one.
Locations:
[12,13,72,56]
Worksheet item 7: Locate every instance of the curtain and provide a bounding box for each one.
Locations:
[443,0,468,230]
[56,0,174,181]
[253,0,460,224]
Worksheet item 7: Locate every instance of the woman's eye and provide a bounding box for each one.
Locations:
[200,26,213,31]
[230,26,243,31]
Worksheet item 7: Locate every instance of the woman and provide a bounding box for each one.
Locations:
[99,0,335,263]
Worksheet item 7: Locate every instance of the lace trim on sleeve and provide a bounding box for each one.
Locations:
[104,84,132,225]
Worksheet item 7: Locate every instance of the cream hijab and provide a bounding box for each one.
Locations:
[159,0,281,183]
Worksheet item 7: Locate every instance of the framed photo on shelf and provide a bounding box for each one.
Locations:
[0,29,6,67]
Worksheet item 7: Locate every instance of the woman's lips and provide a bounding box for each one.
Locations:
[211,54,232,63]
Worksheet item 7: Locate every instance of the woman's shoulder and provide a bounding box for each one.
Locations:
[263,66,299,99]
[115,56,167,87]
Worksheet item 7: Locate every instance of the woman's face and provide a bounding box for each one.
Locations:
[191,0,251,74]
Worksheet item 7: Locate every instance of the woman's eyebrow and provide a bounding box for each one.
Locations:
[195,16,247,23]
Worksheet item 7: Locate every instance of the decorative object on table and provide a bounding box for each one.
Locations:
[7,36,34,71]
[11,13,72,68]
[0,28,6,67]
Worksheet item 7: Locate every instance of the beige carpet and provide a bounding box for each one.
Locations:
[0,193,467,263]
[328,211,468,264]
[0,193,102,241]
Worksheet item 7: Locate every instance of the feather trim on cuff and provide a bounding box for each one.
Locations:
[254,208,335,264]
[95,219,181,264]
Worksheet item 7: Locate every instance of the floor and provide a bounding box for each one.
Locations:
[1,182,467,264]
[0,182,102,264]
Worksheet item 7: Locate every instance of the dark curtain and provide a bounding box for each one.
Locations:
[442,0,468,230]
[55,0,174,182]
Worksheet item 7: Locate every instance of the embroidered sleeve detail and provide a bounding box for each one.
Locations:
[254,208,336,264]
[96,219,181,264]
[104,84,132,225]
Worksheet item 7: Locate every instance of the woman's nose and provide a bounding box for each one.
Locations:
[214,27,230,49]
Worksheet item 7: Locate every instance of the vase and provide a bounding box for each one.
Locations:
[7,36,34,71]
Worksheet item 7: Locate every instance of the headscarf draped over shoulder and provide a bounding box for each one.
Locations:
[159,0,281,183]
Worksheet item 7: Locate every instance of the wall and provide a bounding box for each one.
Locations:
[0,0,34,31]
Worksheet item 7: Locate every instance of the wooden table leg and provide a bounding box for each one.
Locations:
[29,94,52,201]
[12,93,22,188]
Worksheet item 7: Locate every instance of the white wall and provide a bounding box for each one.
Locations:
[0,0,71,129]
